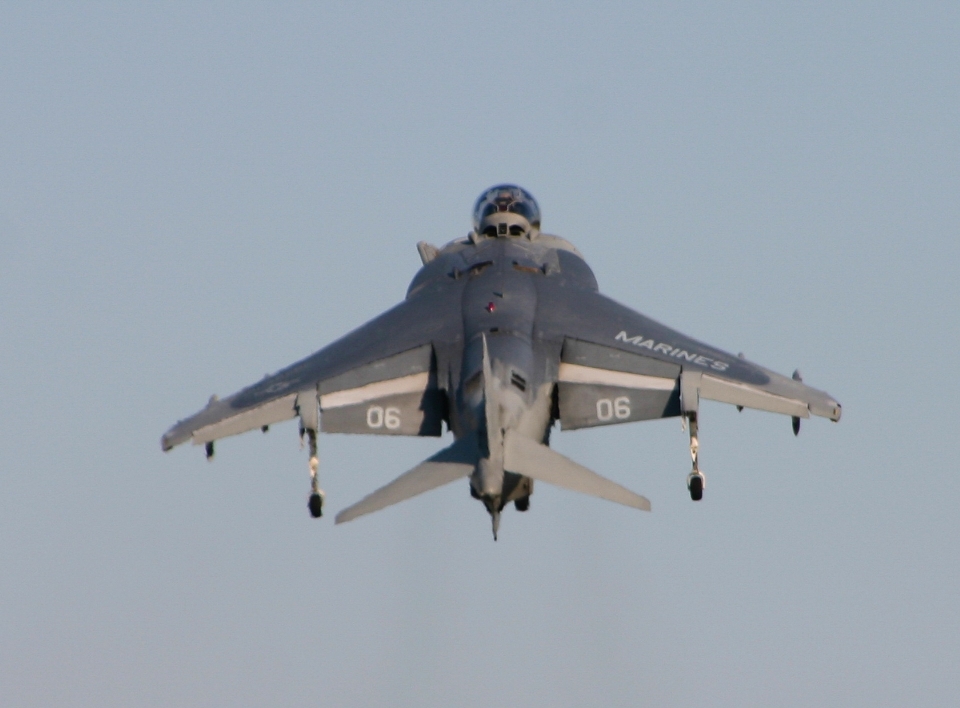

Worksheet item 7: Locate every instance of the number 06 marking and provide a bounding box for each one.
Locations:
[366,405,401,429]
[596,396,631,422]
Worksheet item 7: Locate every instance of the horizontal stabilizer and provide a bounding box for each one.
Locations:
[503,431,650,512]
[335,436,477,525]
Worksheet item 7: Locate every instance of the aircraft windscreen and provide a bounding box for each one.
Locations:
[472,185,541,231]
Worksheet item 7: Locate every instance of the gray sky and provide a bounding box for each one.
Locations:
[2,3,958,706]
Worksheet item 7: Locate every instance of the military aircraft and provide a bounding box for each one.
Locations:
[162,185,841,538]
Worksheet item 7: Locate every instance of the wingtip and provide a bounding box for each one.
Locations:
[160,423,192,452]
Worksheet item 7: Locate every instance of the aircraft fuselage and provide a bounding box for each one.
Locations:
[438,236,569,524]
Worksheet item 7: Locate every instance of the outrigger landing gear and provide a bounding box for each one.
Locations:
[685,412,705,502]
[308,492,324,518]
[687,471,704,501]
[304,427,324,518]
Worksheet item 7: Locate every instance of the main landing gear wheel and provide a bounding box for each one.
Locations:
[687,473,704,501]
[514,496,530,512]
[308,493,324,518]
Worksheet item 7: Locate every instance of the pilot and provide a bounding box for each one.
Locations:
[430,184,579,261]
[472,184,541,239]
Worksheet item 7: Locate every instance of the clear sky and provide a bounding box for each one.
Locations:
[2,3,958,707]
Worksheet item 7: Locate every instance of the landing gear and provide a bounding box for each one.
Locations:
[308,493,324,518]
[304,427,324,518]
[685,412,705,502]
[687,472,704,501]
[514,496,530,512]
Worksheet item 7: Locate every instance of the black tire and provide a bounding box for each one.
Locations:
[688,475,703,501]
[308,493,324,518]
[514,496,530,512]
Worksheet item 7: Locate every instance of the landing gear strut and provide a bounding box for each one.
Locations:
[304,427,324,518]
[685,412,705,502]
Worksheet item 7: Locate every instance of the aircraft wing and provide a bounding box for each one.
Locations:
[535,277,841,430]
[161,285,460,452]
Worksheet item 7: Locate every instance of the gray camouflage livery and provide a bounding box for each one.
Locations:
[162,185,841,538]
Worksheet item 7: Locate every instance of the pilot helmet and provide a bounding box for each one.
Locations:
[472,184,541,238]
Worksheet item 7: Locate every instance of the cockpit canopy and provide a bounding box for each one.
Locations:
[472,184,541,237]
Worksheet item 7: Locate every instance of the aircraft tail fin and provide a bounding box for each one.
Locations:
[503,431,651,512]
[335,436,477,525]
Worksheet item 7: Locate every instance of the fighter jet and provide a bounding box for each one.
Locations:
[161,185,841,538]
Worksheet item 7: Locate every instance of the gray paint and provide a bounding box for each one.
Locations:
[558,383,680,430]
[562,338,682,379]
[162,215,841,535]
[321,390,445,437]
[318,344,434,395]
